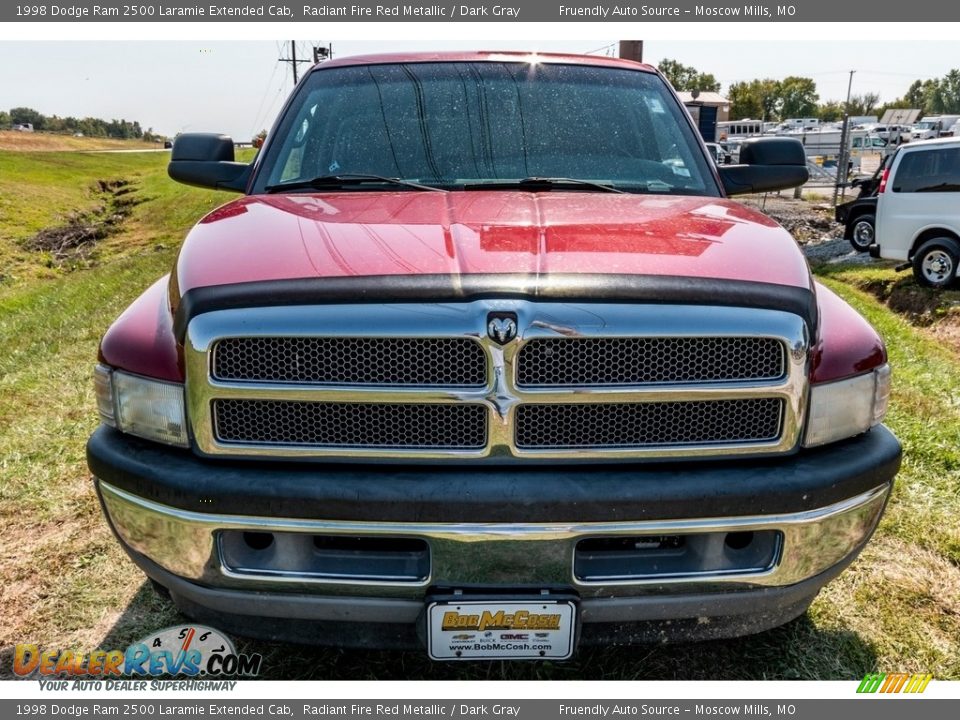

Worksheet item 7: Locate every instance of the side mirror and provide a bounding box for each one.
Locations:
[168,133,251,192]
[718,137,809,196]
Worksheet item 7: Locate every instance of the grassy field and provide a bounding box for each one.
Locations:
[0,130,161,153]
[0,150,958,680]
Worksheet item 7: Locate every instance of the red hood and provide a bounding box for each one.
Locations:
[172,192,812,302]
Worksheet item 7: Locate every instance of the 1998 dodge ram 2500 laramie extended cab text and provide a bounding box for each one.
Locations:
[87,52,901,661]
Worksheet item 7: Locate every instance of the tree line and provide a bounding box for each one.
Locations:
[1,107,163,141]
[658,59,960,121]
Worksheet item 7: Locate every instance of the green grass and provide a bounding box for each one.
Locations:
[0,152,958,680]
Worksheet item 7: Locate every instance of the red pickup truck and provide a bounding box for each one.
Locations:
[88,52,900,661]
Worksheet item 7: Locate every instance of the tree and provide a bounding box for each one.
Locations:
[777,76,819,118]
[847,92,881,116]
[903,79,928,109]
[816,101,844,122]
[728,79,780,120]
[931,69,960,114]
[9,107,45,130]
[874,71,960,117]
[657,58,721,93]
[0,110,10,128]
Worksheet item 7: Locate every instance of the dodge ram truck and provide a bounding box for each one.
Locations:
[88,52,901,661]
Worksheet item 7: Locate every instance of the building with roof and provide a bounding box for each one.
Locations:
[676,90,731,142]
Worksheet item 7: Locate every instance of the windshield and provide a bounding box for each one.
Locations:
[253,61,718,196]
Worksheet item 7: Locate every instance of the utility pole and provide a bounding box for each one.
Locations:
[833,69,856,206]
[279,41,312,87]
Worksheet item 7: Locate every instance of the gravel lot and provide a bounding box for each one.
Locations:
[737,195,874,266]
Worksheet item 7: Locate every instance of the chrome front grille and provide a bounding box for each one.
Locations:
[215,400,487,449]
[517,337,785,387]
[214,337,486,386]
[186,302,809,462]
[515,399,783,449]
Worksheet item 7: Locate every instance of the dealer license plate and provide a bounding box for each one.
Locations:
[427,599,576,660]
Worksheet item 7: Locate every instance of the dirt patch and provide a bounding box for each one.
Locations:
[851,274,955,323]
[21,179,142,265]
[737,195,877,266]
[739,196,844,244]
[855,274,960,355]
[0,517,87,642]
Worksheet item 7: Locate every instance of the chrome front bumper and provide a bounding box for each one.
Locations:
[98,479,890,604]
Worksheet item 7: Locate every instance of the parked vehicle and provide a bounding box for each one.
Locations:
[798,127,871,157]
[716,118,765,141]
[835,156,891,252]
[88,52,900,659]
[873,136,960,288]
[870,124,912,143]
[911,115,960,141]
[704,141,732,165]
[771,118,820,133]
[836,193,877,252]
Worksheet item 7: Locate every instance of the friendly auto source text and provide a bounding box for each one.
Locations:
[558,5,796,17]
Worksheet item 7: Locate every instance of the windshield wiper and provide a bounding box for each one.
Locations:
[463,177,628,194]
[265,174,447,193]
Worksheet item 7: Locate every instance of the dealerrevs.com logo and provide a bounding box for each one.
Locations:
[13,625,262,683]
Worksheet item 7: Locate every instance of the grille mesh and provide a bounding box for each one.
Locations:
[516,337,784,387]
[215,400,487,449]
[515,398,783,449]
[213,337,486,386]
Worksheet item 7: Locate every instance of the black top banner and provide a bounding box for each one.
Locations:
[4,0,956,22]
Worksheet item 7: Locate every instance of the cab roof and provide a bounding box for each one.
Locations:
[315,51,657,74]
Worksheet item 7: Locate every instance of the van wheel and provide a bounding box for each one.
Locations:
[912,238,960,289]
[848,214,875,252]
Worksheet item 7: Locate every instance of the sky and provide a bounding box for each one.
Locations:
[0,40,956,140]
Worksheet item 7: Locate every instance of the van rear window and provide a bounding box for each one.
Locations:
[893,147,960,192]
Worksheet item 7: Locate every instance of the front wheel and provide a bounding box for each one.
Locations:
[848,214,875,252]
[912,238,960,289]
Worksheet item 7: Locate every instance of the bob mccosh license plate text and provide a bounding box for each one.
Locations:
[427,600,576,660]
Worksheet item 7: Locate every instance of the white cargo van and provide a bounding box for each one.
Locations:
[873,136,960,288]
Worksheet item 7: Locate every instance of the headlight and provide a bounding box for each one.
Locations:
[804,364,891,448]
[94,365,188,447]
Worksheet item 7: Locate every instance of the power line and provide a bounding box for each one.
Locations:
[278,41,311,86]
[279,41,333,87]
[583,42,616,56]
[249,61,283,138]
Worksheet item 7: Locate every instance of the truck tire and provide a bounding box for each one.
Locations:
[912,237,960,289]
[848,214,875,252]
